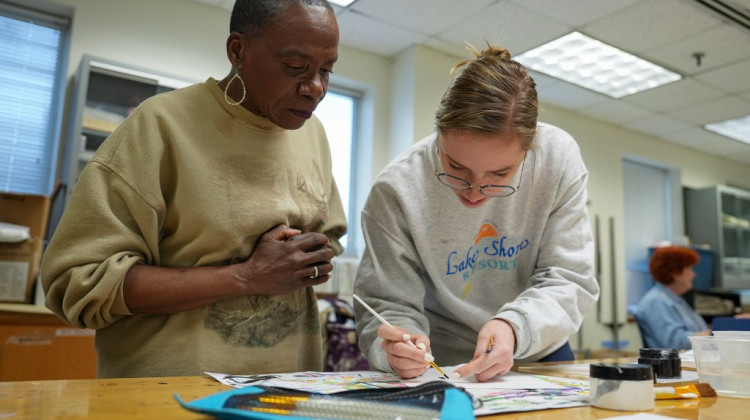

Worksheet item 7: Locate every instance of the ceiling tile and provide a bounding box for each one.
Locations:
[661,127,732,148]
[676,130,750,163]
[660,138,706,152]
[190,0,223,5]
[422,38,475,59]
[667,97,750,125]
[622,78,724,113]
[529,71,608,112]
[527,71,561,94]
[644,24,750,76]
[219,0,234,11]
[578,99,653,126]
[715,141,750,158]
[696,59,750,93]
[191,0,233,10]
[336,10,428,57]
[627,114,691,136]
[723,145,750,165]
[348,0,496,35]
[506,0,641,26]
[535,80,608,111]
[692,137,750,156]
[436,1,572,55]
[583,0,721,52]
[726,155,750,166]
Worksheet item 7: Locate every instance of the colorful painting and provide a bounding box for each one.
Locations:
[206,370,591,415]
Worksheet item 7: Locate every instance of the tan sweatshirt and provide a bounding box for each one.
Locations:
[42,78,346,378]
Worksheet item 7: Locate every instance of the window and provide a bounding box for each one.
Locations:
[314,89,357,253]
[0,2,70,195]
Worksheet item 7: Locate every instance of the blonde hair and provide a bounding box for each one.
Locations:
[435,44,538,150]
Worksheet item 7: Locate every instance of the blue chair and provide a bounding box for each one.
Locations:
[711,316,750,331]
[539,342,575,362]
[633,312,654,348]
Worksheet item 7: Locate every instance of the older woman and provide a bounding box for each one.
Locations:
[42,0,345,378]
[354,44,599,381]
[634,246,710,349]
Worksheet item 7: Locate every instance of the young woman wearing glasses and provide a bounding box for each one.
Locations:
[354,44,599,381]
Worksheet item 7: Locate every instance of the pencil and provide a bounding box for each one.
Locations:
[352,294,449,379]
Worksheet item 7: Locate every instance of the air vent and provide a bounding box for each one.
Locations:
[694,0,750,30]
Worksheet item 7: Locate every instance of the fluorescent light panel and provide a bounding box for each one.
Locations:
[516,32,682,98]
[705,115,750,145]
[328,0,357,6]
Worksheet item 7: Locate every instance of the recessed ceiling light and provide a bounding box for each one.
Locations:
[328,0,357,6]
[516,31,682,99]
[705,115,750,145]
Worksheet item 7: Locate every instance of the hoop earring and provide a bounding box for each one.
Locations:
[224,72,246,106]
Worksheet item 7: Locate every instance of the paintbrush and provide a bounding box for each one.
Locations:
[654,383,717,399]
[352,294,449,379]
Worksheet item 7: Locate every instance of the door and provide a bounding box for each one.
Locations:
[623,158,670,312]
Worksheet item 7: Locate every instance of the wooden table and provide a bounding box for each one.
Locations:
[0,361,746,419]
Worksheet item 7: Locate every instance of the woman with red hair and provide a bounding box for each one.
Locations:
[633,246,710,349]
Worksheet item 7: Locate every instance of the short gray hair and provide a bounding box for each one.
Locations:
[230,0,333,37]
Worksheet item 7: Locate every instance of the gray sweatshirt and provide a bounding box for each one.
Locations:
[354,122,599,372]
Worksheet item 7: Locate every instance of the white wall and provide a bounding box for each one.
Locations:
[48,0,750,353]
[58,0,228,82]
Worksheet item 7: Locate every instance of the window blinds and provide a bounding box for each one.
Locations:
[0,5,67,195]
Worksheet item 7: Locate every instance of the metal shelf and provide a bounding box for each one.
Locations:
[686,185,750,290]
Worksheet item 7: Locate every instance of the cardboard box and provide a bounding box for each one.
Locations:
[0,237,43,303]
[0,190,55,238]
[0,187,58,303]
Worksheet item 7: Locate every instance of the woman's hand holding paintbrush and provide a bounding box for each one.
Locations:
[376,325,447,379]
[352,294,448,379]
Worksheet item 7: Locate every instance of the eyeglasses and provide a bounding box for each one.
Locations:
[434,152,526,198]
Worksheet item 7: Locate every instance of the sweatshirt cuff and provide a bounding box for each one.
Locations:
[367,337,393,373]
[495,311,531,358]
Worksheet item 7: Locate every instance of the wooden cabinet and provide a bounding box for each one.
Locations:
[0,304,96,381]
[686,185,750,290]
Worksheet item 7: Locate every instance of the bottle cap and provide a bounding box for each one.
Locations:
[638,348,681,379]
[638,348,679,359]
[590,363,654,381]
